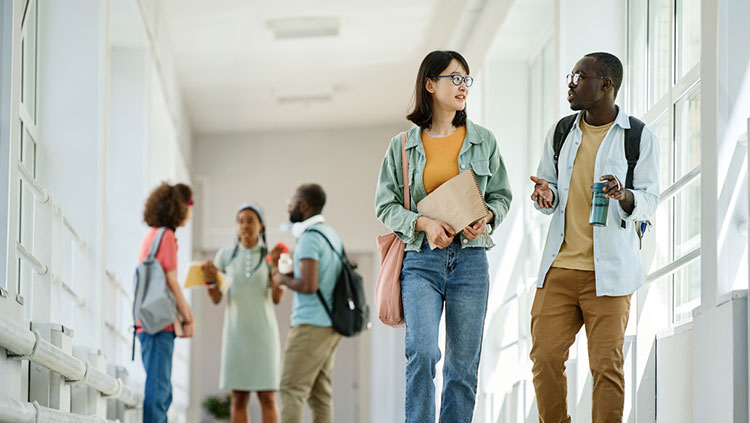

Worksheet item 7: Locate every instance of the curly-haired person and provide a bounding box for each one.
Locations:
[137,182,195,423]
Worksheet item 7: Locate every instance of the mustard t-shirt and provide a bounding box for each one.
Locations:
[422,125,466,194]
[552,118,615,271]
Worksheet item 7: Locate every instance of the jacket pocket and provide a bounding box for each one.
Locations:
[602,158,628,184]
[471,159,491,193]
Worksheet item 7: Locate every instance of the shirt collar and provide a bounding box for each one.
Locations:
[291,214,325,238]
[573,106,630,130]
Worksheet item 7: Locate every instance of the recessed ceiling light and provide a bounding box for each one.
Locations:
[277,94,333,104]
[266,16,340,40]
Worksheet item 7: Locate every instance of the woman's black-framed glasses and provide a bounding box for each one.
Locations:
[436,74,474,87]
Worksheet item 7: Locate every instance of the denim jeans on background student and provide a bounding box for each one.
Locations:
[138,331,176,423]
[401,237,490,423]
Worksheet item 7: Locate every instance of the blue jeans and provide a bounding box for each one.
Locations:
[401,237,490,423]
[138,331,175,423]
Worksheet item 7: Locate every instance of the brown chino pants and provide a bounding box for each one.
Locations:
[529,267,632,423]
[279,324,341,423]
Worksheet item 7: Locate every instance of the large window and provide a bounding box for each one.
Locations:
[628,0,701,324]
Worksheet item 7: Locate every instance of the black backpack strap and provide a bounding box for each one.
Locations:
[304,228,346,320]
[624,116,645,189]
[620,116,645,229]
[553,114,578,176]
[305,228,348,264]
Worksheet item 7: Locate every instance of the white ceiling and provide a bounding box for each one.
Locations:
[159,0,554,134]
[485,0,554,62]
[161,0,460,134]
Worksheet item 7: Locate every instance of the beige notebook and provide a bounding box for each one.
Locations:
[417,169,490,249]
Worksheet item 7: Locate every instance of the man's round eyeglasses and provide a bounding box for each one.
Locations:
[436,74,474,87]
[566,73,608,86]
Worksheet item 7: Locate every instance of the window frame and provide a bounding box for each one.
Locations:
[628,0,702,326]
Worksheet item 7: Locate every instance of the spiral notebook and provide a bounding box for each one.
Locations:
[416,169,490,249]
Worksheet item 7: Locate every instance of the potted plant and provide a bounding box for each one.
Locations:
[202,393,230,423]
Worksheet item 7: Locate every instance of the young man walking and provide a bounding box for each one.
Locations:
[529,52,660,422]
[276,183,343,423]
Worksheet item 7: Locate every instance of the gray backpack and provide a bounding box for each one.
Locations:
[131,228,177,358]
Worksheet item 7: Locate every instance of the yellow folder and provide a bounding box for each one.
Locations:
[184,263,232,294]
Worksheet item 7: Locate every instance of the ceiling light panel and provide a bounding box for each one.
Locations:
[266,16,340,39]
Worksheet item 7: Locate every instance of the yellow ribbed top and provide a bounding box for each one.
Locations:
[421,126,466,194]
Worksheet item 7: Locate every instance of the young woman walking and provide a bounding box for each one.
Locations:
[375,50,512,422]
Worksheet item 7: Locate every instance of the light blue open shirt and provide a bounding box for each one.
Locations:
[534,108,660,296]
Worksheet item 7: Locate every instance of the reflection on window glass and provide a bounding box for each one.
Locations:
[675,177,701,257]
[651,199,673,273]
[22,127,36,174]
[674,258,701,324]
[676,86,701,177]
[650,113,672,188]
[677,0,701,78]
[648,0,671,106]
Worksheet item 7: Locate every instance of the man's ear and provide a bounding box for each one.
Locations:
[299,199,310,214]
[601,78,613,92]
[425,77,436,94]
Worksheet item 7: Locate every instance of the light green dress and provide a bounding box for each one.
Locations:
[215,244,280,391]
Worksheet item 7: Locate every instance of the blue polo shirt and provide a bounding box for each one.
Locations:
[290,223,343,327]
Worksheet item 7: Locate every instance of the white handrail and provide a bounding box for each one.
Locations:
[52,273,86,308]
[62,214,86,249]
[16,242,48,275]
[0,396,118,423]
[0,315,142,408]
[16,160,49,203]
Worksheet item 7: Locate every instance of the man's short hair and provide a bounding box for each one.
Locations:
[297,183,326,214]
[585,52,623,99]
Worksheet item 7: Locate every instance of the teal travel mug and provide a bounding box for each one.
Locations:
[589,182,609,226]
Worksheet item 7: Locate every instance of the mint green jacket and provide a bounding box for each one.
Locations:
[375,119,513,251]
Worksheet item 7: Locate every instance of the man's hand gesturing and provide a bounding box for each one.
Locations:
[530,176,555,209]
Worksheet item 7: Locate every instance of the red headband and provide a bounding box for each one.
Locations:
[186,199,194,206]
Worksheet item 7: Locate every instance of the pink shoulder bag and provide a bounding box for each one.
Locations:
[375,132,409,327]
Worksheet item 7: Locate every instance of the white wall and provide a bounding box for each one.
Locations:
[191,124,408,422]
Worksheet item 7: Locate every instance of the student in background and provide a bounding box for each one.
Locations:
[276,184,344,423]
[137,182,195,423]
[202,203,284,423]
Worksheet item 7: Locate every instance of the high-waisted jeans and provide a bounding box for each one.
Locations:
[401,237,490,423]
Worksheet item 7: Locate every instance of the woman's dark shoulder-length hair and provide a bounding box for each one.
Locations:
[406,50,470,129]
[143,182,192,229]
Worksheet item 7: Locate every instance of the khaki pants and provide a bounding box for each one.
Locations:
[280,324,341,423]
[529,267,632,423]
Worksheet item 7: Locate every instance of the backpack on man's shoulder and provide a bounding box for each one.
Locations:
[306,228,370,337]
[552,113,651,247]
[131,228,177,359]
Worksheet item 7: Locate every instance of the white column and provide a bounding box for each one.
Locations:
[693,0,750,422]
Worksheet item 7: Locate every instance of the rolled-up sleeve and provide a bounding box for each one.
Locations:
[614,127,660,222]
[374,136,421,243]
[533,126,560,215]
